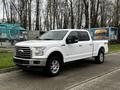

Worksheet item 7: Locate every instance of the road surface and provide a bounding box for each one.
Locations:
[0,52,120,90]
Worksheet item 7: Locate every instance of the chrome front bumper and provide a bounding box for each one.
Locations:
[13,57,47,67]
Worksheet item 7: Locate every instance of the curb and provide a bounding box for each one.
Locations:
[0,67,19,74]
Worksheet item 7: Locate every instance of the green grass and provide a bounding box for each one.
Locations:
[0,52,15,69]
[109,44,120,53]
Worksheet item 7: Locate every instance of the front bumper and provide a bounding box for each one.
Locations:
[13,57,47,67]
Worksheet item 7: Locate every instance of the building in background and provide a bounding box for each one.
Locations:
[0,24,27,47]
[0,24,27,46]
[90,27,118,41]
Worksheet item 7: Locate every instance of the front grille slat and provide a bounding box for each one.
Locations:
[16,53,31,55]
[15,47,31,59]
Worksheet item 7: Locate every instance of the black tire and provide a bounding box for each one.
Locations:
[45,56,61,77]
[95,50,105,64]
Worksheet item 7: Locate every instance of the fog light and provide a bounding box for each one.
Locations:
[34,61,40,64]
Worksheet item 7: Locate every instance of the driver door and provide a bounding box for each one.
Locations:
[63,31,80,62]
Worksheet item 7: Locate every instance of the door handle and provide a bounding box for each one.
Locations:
[89,44,93,46]
[79,45,82,47]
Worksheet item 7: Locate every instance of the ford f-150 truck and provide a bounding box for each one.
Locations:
[13,29,108,76]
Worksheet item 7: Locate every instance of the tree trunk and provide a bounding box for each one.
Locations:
[28,0,32,30]
[35,0,40,30]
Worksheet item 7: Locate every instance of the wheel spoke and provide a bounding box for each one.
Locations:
[50,60,60,74]
[100,53,103,62]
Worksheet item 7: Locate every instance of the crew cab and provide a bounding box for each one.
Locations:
[13,29,108,76]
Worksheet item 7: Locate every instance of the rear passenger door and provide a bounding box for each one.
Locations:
[77,31,93,58]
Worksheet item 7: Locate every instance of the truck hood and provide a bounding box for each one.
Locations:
[15,40,62,47]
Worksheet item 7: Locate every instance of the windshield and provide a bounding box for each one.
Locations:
[39,30,68,40]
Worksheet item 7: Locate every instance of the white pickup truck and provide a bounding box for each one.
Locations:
[13,29,108,76]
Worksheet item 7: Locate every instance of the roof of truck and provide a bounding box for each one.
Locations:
[51,29,88,32]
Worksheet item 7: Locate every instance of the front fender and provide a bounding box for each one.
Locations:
[45,47,65,59]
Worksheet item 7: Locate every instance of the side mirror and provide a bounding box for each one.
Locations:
[66,36,78,44]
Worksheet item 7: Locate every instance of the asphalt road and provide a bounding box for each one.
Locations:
[0,52,120,90]
[69,68,120,90]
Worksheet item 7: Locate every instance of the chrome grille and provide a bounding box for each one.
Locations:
[15,47,31,59]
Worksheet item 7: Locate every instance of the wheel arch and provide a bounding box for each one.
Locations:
[47,51,64,64]
[98,47,105,55]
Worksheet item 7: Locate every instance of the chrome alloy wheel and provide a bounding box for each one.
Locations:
[100,52,104,62]
[50,60,60,74]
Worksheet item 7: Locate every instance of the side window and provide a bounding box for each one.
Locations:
[78,31,90,41]
[67,31,79,40]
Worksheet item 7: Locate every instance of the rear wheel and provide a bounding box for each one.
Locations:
[95,50,105,64]
[45,56,61,76]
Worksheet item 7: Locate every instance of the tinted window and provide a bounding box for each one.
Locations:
[67,31,79,40]
[40,30,68,40]
[78,31,90,41]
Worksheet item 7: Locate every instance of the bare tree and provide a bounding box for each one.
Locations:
[28,0,32,30]
[2,0,10,22]
[2,0,120,33]
[113,0,120,27]
[35,0,40,30]
[91,0,100,27]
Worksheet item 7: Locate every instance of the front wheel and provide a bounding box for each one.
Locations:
[45,56,61,76]
[95,50,105,64]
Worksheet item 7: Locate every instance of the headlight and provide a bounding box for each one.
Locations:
[32,47,46,56]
